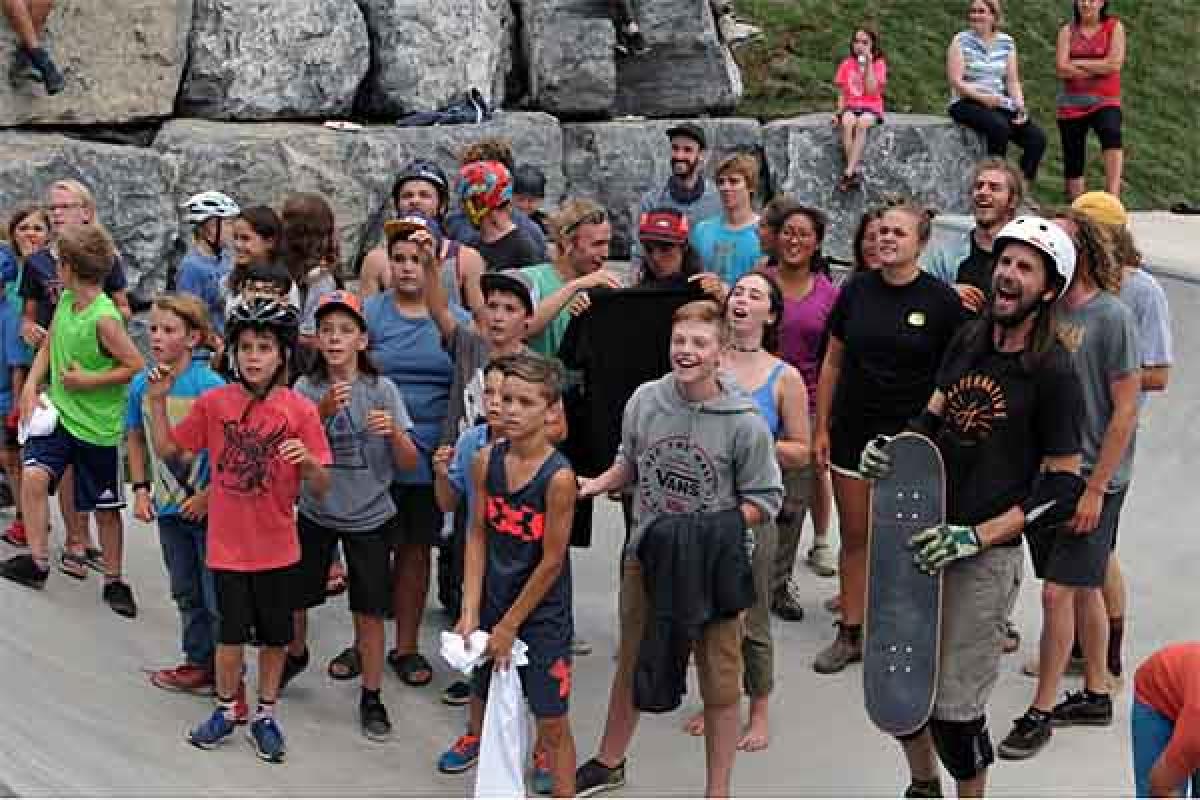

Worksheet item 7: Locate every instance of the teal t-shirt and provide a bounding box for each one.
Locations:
[126,358,225,517]
[690,217,763,284]
[520,262,571,357]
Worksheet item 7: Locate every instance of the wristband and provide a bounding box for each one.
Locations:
[132,481,151,493]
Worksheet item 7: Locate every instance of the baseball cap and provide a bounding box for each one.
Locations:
[480,270,535,315]
[512,165,547,199]
[639,208,690,245]
[384,212,443,248]
[666,122,706,149]
[314,289,367,330]
[1071,191,1128,227]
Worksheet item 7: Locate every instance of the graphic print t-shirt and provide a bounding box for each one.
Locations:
[294,374,413,532]
[935,324,1082,533]
[126,359,226,517]
[171,384,331,571]
[481,441,574,653]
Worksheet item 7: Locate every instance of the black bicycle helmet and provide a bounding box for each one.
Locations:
[224,297,300,394]
[392,159,450,212]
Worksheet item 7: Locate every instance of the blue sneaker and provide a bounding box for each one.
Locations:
[188,708,235,750]
[531,748,553,795]
[248,717,286,763]
[437,733,480,774]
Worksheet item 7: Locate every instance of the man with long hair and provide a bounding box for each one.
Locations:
[861,217,1085,796]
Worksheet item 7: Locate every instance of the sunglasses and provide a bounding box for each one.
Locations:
[560,209,607,237]
[644,240,683,252]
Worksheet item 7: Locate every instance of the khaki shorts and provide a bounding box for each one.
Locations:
[934,545,1023,721]
[618,560,744,708]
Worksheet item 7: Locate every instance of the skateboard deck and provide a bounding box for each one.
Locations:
[864,432,945,737]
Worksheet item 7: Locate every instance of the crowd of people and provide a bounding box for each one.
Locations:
[0,0,1193,797]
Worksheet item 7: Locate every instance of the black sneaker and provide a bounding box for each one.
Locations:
[441,680,471,706]
[27,48,64,95]
[998,708,1052,760]
[904,778,943,798]
[102,580,138,618]
[575,757,626,797]
[1051,690,1113,727]
[360,696,392,742]
[279,648,309,691]
[0,553,49,589]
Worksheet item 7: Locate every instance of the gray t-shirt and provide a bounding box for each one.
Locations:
[1119,267,1173,369]
[294,374,414,531]
[440,324,492,446]
[1057,291,1140,491]
[298,270,339,336]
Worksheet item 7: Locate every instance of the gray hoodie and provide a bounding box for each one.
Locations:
[618,372,784,556]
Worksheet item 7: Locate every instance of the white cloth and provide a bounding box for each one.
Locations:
[473,637,531,800]
[18,393,57,445]
[440,630,490,674]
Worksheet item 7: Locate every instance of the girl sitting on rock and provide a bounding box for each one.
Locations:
[833,27,888,192]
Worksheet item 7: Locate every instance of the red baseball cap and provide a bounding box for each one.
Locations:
[315,289,366,330]
[638,208,690,245]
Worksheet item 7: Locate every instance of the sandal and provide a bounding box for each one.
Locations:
[387,650,433,687]
[328,646,362,681]
[59,550,88,580]
[83,547,104,572]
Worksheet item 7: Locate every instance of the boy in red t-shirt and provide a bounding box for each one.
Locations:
[143,298,331,764]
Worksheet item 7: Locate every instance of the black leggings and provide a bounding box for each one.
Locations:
[949,99,1047,183]
[1058,107,1123,180]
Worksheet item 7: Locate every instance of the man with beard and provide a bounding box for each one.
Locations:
[630,124,723,269]
[923,158,1026,316]
[860,217,1085,798]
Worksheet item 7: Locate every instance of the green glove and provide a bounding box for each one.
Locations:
[908,524,981,573]
[858,435,894,480]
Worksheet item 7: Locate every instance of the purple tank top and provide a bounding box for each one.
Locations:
[778,273,840,411]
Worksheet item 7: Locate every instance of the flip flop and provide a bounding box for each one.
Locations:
[59,550,88,580]
[328,647,361,681]
[387,650,433,687]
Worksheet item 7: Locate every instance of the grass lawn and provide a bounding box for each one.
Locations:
[735,0,1199,210]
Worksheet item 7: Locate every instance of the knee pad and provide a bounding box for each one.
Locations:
[930,716,994,781]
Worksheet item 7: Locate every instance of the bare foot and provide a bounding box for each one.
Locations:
[737,698,769,752]
[682,709,705,736]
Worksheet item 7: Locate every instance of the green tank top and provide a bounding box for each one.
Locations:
[49,289,127,446]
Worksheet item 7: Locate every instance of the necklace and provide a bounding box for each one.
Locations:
[729,342,762,353]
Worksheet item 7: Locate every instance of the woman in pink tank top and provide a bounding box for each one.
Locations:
[1055,0,1126,199]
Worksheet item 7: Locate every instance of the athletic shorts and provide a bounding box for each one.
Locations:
[829,416,907,476]
[294,514,394,616]
[472,649,572,719]
[1026,488,1125,588]
[616,559,743,707]
[23,423,125,512]
[841,107,884,125]
[934,546,1022,721]
[387,483,443,548]
[213,566,297,647]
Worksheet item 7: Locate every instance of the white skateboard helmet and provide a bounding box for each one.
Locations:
[992,216,1076,300]
[181,191,241,225]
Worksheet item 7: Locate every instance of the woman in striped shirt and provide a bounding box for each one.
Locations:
[946,0,1047,183]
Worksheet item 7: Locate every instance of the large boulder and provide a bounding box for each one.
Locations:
[0,133,177,292]
[154,113,564,273]
[0,1,192,126]
[179,0,370,120]
[356,0,512,117]
[562,118,762,259]
[517,0,616,116]
[614,0,742,117]
[764,114,987,259]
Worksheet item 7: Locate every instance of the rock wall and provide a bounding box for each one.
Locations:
[0,114,985,292]
[179,0,370,120]
[355,0,513,117]
[0,0,192,126]
[764,114,986,260]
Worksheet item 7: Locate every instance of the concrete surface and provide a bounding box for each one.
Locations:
[0,216,1196,796]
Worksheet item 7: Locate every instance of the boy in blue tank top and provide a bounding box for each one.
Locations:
[455,353,579,797]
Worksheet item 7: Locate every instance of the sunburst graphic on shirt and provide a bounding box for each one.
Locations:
[944,373,1008,443]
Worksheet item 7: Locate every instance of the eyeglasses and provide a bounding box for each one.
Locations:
[560,209,607,237]
[47,203,85,212]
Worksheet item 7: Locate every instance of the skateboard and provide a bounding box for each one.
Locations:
[863,432,945,738]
